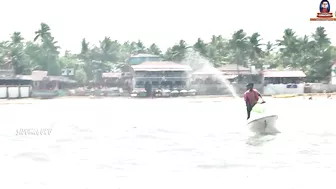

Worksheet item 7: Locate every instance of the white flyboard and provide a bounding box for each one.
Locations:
[247,103,280,135]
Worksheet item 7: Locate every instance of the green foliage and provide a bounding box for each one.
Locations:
[0,23,335,83]
[75,68,87,85]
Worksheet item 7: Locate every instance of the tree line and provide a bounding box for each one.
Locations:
[0,22,335,84]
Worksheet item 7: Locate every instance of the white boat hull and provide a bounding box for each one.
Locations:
[247,115,280,135]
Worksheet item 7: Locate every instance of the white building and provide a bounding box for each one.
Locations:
[263,70,306,95]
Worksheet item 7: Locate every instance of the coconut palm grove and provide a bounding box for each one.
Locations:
[1,22,335,84]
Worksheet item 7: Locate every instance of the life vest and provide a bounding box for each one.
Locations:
[244,89,259,103]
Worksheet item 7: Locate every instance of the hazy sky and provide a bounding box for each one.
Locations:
[1,0,336,53]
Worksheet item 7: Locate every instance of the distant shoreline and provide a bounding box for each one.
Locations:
[0,93,335,104]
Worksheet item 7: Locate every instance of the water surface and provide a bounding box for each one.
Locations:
[1,97,335,189]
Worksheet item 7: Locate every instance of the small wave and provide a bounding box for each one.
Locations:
[136,134,159,139]
[189,101,203,103]
[14,152,50,162]
[197,164,253,169]
[48,145,60,149]
[156,128,181,134]
[158,148,196,153]
[56,138,73,142]
[246,135,277,146]
[83,136,94,140]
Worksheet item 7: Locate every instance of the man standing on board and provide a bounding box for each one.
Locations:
[244,83,265,120]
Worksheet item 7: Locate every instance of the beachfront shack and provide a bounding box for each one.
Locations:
[218,64,263,94]
[217,64,262,83]
[102,72,121,87]
[101,72,131,96]
[0,63,32,98]
[262,70,306,95]
[130,61,192,97]
[29,71,77,98]
[0,75,32,99]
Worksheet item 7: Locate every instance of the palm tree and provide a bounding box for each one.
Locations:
[312,26,330,48]
[147,43,162,56]
[79,38,94,80]
[98,37,120,63]
[229,29,249,73]
[193,38,208,57]
[166,40,190,62]
[276,29,299,54]
[296,35,315,69]
[80,38,90,56]
[276,28,300,68]
[248,32,263,68]
[34,23,51,42]
[135,40,147,54]
[10,32,24,45]
[265,41,274,56]
[5,32,28,74]
[308,27,333,81]
[33,23,61,75]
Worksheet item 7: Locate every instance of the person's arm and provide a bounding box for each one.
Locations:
[257,91,265,102]
[244,93,251,107]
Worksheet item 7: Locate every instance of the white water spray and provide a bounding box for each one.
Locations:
[181,50,239,98]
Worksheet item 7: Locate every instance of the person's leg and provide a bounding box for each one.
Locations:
[246,106,252,120]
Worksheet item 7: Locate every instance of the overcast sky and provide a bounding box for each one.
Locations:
[1,0,336,53]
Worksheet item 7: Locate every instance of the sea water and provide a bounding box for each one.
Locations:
[0,97,336,189]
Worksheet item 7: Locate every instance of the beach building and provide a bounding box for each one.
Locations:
[191,64,263,95]
[0,61,32,99]
[131,61,192,97]
[262,70,306,95]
